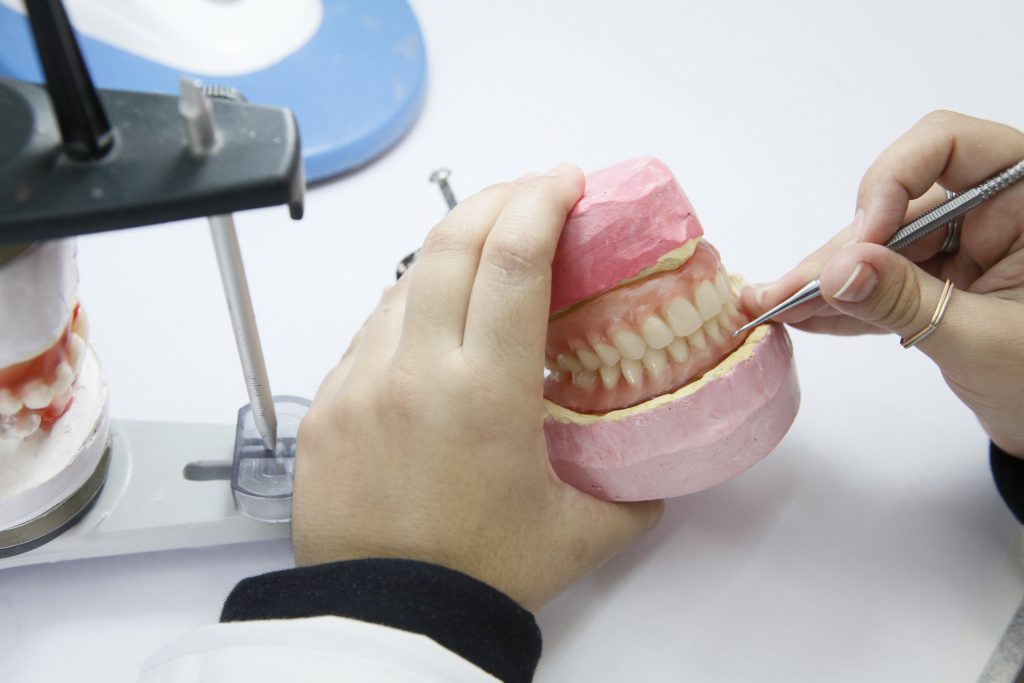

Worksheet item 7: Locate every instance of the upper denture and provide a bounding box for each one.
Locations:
[545,241,750,414]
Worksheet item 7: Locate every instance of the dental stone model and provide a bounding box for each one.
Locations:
[0,240,110,539]
[543,158,800,501]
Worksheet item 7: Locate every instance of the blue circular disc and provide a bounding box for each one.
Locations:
[0,0,428,182]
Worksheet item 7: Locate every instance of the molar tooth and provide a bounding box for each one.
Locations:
[723,299,740,318]
[640,316,674,349]
[2,413,42,444]
[71,307,89,340]
[573,370,597,387]
[642,347,668,377]
[52,362,75,394]
[545,357,561,373]
[667,337,689,363]
[51,386,72,415]
[12,412,41,438]
[695,280,723,320]
[705,317,723,343]
[665,298,702,337]
[611,329,647,360]
[599,364,621,390]
[69,333,86,374]
[576,348,602,372]
[620,358,643,386]
[0,389,23,416]
[716,311,735,335]
[557,353,584,373]
[686,328,708,352]
[21,380,53,410]
[714,271,732,299]
[593,342,620,366]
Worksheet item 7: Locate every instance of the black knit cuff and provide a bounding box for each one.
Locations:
[991,442,1024,524]
[221,558,541,683]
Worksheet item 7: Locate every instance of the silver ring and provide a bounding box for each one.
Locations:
[939,189,962,254]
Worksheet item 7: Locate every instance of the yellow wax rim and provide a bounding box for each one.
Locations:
[615,237,700,288]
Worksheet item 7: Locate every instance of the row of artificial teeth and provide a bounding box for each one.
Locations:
[547,271,739,390]
[0,332,86,418]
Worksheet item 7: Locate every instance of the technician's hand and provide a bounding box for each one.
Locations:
[741,111,1024,457]
[293,165,664,611]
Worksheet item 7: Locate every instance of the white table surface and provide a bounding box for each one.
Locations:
[3,1,1024,681]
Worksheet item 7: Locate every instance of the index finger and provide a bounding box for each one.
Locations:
[462,164,585,380]
[740,184,951,323]
[857,111,1024,244]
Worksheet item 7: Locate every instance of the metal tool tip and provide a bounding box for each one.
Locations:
[429,168,451,183]
[731,322,754,337]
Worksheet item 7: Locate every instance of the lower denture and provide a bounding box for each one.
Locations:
[0,304,88,439]
[545,241,750,414]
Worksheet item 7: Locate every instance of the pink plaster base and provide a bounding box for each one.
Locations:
[550,157,703,315]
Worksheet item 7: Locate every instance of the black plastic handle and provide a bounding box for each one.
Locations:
[24,0,113,160]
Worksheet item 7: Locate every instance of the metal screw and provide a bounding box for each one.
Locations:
[395,250,418,279]
[396,168,461,279]
[179,78,219,156]
[429,168,458,210]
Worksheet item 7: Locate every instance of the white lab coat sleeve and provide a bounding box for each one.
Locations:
[138,615,500,683]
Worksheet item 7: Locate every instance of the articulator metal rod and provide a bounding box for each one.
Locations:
[208,215,278,453]
[179,79,278,452]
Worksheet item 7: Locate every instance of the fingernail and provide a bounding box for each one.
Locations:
[845,209,866,246]
[517,171,539,181]
[833,262,878,302]
[750,284,771,308]
[544,162,576,177]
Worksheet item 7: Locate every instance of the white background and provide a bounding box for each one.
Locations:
[3,1,1024,681]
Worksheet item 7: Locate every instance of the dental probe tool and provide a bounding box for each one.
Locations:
[733,158,1024,337]
[179,78,279,453]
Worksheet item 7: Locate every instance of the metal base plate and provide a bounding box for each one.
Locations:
[0,418,289,570]
[0,445,110,558]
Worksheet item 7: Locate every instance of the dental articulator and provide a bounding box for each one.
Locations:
[0,0,310,566]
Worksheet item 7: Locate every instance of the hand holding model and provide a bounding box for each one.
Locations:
[741,111,1024,458]
[142,124,1024,683]
[292,164,664,610]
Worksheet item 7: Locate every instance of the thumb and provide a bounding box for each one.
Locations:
[820,242,1024,455]
[818,243,971,362]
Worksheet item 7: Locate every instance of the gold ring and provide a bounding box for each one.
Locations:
[900,279,955,349]
[939,190,962,254]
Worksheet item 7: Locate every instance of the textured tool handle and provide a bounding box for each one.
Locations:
[885,159,1024,252]
[733,158,1024,336]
